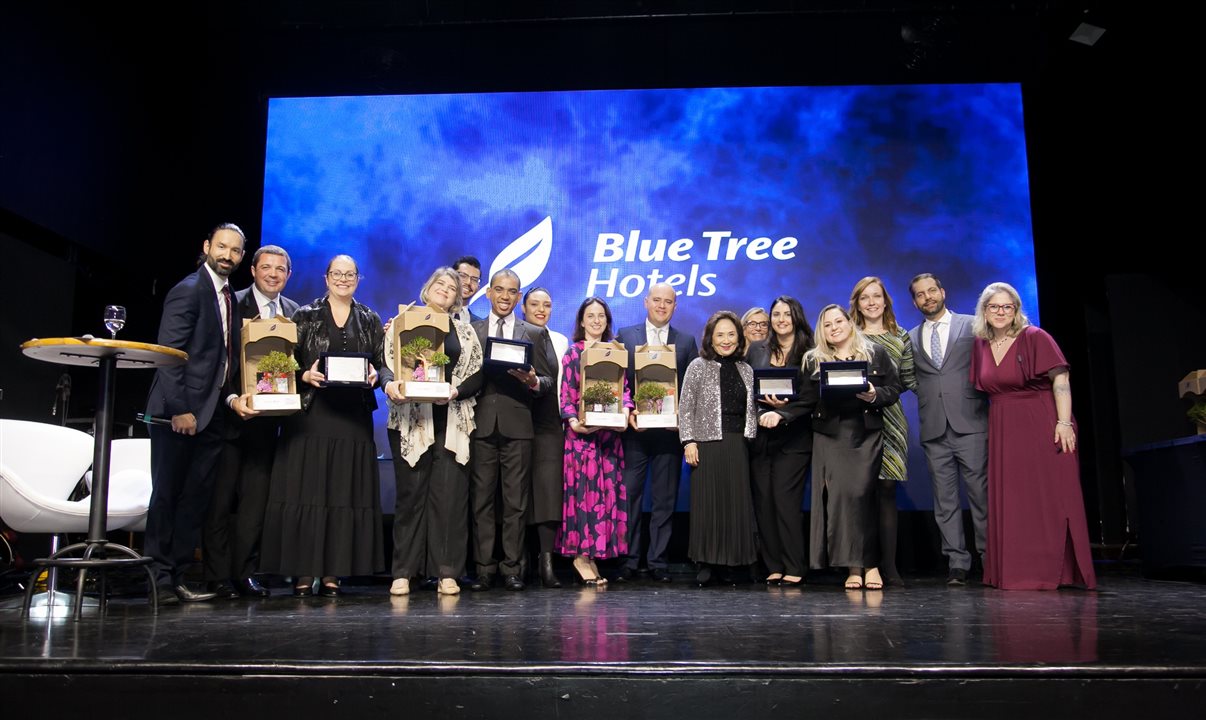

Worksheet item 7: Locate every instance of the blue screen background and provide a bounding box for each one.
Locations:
[262,84,1037,511]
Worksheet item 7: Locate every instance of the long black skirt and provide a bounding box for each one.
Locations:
[688,432,756,566]
[809,414,882,570]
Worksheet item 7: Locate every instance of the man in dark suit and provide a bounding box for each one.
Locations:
[615,283,699,582]
[908,273,989,586]
[144,223,246,602]
[468,268,556,591]
[202,244,299,599]
[453,255,483,323]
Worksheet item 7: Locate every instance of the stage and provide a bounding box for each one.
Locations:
[1,566,1202,718]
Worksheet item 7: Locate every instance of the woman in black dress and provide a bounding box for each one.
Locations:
[260,254,389,597]
[746,296,814,587]
[383,267,483,596]
[801,304,902,591]
[679,310,758,586]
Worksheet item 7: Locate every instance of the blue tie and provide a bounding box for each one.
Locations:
[930,321,944,369]
[265,300,277,320]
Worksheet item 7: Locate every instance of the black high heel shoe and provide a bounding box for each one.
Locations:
[293,576,315,597]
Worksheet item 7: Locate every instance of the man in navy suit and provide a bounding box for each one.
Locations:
[468,269,556,591]
[908,273,989,586]
[144,223,246,602]
[615,283,699,582]
[202,244,300,599]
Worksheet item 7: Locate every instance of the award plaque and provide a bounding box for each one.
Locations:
[485,337,533,371]
[754,367,799,400]
[819,360,869,398]
[321,352,372,387]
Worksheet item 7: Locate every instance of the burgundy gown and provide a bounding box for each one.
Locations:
[971,325,1096,590]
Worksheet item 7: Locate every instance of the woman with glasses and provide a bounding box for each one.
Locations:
[848,277,917,587]
[746,296,814,587]
[741,307,770,354]
[382,267,484,596]
[260,255,390,597]
[970,282,1096,590]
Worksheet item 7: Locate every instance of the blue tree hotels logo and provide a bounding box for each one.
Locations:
[467,216,552,313]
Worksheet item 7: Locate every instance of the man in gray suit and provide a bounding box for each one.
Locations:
[908,273,989,585]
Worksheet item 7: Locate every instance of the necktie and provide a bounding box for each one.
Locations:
[930,321,944,369]
[265,299,277,320]
[496,317,505,339]
[221,284,235,383]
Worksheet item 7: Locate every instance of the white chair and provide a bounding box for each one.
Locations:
[84,438,152,531]
[0,419,146,533]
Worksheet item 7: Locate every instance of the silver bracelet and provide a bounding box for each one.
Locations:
[1056,420,1073,427]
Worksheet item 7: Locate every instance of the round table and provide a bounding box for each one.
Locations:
[19,337,187,619]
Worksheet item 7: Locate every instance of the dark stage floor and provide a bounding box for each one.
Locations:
[1,566,1203,718]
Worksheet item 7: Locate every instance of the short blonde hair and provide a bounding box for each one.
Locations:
[972,282,1030,340]
[419,267,464,313]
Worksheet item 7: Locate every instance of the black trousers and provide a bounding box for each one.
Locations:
[750,444,811,577]
[470,430,530,578]
[146,409,225,586]
[202,417,278,581]
[622,429,682,571]
[388,428,470,580]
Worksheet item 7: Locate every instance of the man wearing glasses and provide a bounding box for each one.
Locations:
[453,255,483,322]
[468,269,557,591]
[908,273,989,586]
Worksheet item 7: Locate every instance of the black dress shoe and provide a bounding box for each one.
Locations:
[695,566,715,587]
[206,581,240,600]
[503,575,525,591]
[173,583,218,602]
[947,568,968,586]
[650,568,673,583]
[468,575,494,592]
[538,552,562,588]
[154,584,180,605]
[319,580,342,597]
[612,566,635,583]
[235,577,271,598]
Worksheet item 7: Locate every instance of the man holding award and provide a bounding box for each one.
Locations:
[468,269,557,591]
[615,283,699,583]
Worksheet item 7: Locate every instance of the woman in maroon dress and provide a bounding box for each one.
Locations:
[970,282,1096,590]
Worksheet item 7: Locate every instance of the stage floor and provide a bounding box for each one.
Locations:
[1,566,1203,717]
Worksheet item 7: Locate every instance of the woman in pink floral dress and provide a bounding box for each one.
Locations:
[557,297,632,585]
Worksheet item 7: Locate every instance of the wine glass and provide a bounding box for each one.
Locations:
[104,305,127,339]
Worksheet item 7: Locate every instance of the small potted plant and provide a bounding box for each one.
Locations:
[400,336,451,381]
[582,380,618,413]
[634,381,667,414]
[257,350,300,394]
[1189,400,1206,435]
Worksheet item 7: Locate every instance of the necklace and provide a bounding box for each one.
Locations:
[991,334,1012,350]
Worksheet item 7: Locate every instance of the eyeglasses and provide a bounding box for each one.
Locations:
[744,321,769,330]
[986,303,1016,314]
[457,271,481,287]
[327,271,360,282]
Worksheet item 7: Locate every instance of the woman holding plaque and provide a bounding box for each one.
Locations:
[970,282,1096,590]
[261,254,390,597]
[849,277,917,587]
[522,286,569,587]
[382,267,484,596]
[747,296,814,587]
[557,297,631,585]
[680,310,758,586]
[801,304,901,591]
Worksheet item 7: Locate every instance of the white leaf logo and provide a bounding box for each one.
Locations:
[469,216,552,308]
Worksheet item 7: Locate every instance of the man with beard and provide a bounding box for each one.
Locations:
[202,244,299,599]
[907,273,989,586]
[144,223,246,603]
[452,255,483,323]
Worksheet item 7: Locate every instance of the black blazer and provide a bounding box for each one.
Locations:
[145,266,236,432]
[746,339,813,454]
[471,316,556,440]
[787,343,902,437]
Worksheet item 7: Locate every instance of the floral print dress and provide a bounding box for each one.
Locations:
[556,341,632,559]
